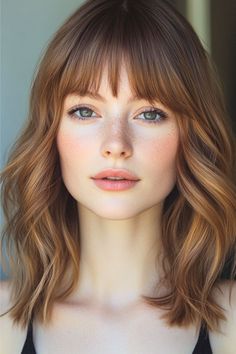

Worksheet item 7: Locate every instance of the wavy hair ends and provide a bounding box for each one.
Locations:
[1,0,236,331]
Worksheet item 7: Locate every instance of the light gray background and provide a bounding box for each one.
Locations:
[1,0,83,170]
[0,0,84,278]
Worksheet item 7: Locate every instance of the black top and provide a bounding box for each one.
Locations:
[21,320,36,354]
[21,320,212,354]
[192,325,212,354]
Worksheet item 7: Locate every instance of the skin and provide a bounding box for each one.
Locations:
[56,63,180,313]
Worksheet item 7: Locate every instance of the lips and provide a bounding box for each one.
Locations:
[91,168,140,181]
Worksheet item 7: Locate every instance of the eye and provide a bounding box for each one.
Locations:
[67,106,97,120]
[67,105,168,124]
[136,107,167,124]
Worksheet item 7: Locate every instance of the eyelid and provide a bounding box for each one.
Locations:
[67,103,99,116]
[67,103,168,118]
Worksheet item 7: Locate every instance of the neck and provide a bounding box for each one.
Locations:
[71,203,164,311]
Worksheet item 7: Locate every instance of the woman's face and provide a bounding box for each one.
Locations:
[56,65,180,219]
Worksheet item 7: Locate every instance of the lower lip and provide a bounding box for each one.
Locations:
[92,178,139,191]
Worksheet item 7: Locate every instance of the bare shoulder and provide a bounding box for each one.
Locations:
[0,279,13,315]
[209,280,236,354]
[0,279,27,354]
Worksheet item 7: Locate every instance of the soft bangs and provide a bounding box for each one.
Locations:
[55,0,196,115]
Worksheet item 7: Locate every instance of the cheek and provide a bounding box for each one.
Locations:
[56,130,95,199]
[56,130,92,164]
[145,128,179,175]
[56,130,94,195]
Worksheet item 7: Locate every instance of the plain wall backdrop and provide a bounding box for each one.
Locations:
[1,0,83,170]
[0,0,84,279]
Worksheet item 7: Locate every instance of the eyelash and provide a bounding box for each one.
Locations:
[67,105,168,125]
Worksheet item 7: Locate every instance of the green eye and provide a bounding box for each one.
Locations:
[139,109,167,123]
[68,105,168,124]
[68,107,95,119]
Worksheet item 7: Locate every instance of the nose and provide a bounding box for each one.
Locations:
[101,122,133,159]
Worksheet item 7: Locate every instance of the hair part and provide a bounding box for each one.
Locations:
[1,0,236,332]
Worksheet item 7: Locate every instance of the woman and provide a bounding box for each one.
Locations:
[1,0,236,353]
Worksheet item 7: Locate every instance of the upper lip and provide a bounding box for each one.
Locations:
[92,169,140,181]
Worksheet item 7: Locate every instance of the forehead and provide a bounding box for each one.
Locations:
[95,62,134,96]
[65,61,143,104]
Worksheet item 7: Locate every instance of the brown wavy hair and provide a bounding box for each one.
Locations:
[1,0,236,332]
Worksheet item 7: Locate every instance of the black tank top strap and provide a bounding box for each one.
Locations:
[21,318,36,354]
[20,317,212,354]
[192,323,212,354]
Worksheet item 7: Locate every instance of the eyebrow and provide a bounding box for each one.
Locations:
[80,91,141,104]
